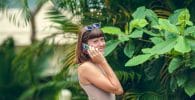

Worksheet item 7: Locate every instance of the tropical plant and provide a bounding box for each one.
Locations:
[101,6,195,100]
[0,0,84,99]
[0,37,85,100]
[2,0,195,100]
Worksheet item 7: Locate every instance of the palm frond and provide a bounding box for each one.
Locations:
[115,71,141,86]
[123,89,168,100]
[54,43,77,80]
[46,6,81,33]
[51,0,83,15]
[0,0,48,27]
[12,40,55,85]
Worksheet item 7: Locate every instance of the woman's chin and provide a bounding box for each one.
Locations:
[100,51,104,54]
[98,48,105,54]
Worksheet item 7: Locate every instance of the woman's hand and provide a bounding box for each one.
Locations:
[87,46,106,64]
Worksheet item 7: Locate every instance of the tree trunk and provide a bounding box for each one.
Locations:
[30,15,36,43]
[30,2,45,44]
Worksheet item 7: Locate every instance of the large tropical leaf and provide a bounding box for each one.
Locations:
[101,26,124,35]
[150,37,164,45]
[184,79,195,97]
[158,18,179,34]
[132,6,146,19]
[176,72,188,87]
[118,34,130,42]
[46,7,80,33]
[125,54,152,67]
[177,9,192,26]
[169,9,184,25]
[174,36,191,53]
[104,40,120,56]
[168,57,182,73]
[149,38,177,55]
[186,38,195,51]
[191,53,195,69]
[129,29,143,38]
[129,19,148,33]
[145,9,159,26]
[124,40,135,58]
[184,26,195,36]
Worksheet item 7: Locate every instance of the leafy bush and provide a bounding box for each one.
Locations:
[102,6,195,100]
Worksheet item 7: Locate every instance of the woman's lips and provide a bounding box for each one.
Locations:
[98,48,104,52]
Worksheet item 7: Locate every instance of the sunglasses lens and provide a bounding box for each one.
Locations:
[85,23,100,31]
[93,23,100,28]
[85,26,93,30]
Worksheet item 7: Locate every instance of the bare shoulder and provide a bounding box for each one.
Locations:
[77,61,100,84]
[77,62,95,84]
[77,61,96,73]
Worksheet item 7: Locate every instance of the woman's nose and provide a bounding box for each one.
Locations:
[99,41,105,47]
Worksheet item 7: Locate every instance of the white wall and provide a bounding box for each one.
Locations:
[0,1,77,46]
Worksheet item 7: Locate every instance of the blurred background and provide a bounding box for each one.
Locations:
[0,0,195,100]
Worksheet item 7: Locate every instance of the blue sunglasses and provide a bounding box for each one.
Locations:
[84,23,101,31]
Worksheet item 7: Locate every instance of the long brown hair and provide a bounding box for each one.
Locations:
[75,27,104,64]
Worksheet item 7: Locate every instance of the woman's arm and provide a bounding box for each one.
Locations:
[98,60,124,95]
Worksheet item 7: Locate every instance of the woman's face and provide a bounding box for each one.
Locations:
[87,36,105,54]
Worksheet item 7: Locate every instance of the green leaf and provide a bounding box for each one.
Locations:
[184,26,195,35]
[139,92,162,100]
[125,54,152,67]
[159,18,179,34]
[141,39,176,55]
[170,76,178,92]
[142,48,152,53]
[141,29,160,36]
[191,53,195,69]
[177,9,191,26]
[150,38,177,54]
[152,25,162,30]
[184,80,195,97]
[169,9,184,24]
[186,21,193,26]
[124,40,135,58]
[101,26,124,35]
[174,36,191,53]
[19,86,36,100]
[176,73,188,87]
[104,40,120,56]
[129,19,148,33]
[164,31,178,40]
[145,9,158,18]
[186,38,195,51]
[145,9,158,26]
[132,6,146,19]
[168,57,182,73]
[129,30,143,38]
[118,34,130,42]
[150,37,164,45]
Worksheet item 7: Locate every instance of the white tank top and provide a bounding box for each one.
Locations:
[79,83,115,100]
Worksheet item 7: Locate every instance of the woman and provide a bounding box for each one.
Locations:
[76,23,124,100]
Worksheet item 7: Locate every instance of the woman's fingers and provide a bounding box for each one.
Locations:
[87,46,93,57]
[88,46,100,58]
[87,45,105,64]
